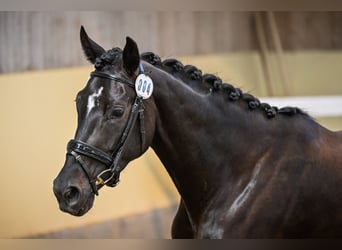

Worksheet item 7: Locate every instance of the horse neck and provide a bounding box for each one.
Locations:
[145,63,267,220]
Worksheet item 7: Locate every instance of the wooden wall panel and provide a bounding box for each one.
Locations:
[1,11,341,73]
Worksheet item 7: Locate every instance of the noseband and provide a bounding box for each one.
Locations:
[66,67,148,196]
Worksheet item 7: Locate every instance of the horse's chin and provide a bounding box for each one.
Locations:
[60,193,95,217]
[105,176,120,188]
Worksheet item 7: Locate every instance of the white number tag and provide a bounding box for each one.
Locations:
[135,74,153,99]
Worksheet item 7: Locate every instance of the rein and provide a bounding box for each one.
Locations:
[66,66,148,196]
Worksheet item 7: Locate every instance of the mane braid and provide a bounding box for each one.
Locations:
[184,65,202,81]
[203,74,222,91]
[161,58,186,82]
[138,51,308,119]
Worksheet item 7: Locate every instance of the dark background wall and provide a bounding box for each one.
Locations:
[1,11,342,73]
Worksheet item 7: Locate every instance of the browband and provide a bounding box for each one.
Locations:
[90,71,135,88]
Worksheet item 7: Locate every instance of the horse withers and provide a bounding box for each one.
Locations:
[53,26,342,238]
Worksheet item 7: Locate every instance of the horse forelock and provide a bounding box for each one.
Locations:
[94,47,123,71]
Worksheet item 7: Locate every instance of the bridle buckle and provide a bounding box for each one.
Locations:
[96,168,116,186]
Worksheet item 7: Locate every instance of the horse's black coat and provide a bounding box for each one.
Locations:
[53,26,342,238]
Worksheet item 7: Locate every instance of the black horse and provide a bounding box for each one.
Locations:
[53,26,342,238]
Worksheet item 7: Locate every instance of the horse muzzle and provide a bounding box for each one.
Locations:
[53,173,95,217]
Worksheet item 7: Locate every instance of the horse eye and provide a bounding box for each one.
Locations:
[107,108,124,119]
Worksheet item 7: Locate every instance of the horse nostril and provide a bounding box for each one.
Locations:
[63,186,80,205]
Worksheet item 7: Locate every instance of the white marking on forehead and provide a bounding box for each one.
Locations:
[227,164,261,218]
[87,86,104,116]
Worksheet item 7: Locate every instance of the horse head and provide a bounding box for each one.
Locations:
[53,26,156,216]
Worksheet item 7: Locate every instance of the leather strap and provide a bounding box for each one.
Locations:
[90,71,135,88]
[67,140,113,166]
[68,151,99,196]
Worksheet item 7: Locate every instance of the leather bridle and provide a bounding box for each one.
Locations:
[66,68,147,196]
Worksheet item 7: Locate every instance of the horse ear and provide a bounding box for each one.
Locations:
[80,26,106,64]
[123,36,140,76]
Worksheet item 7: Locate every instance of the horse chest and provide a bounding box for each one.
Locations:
[197,165,263,238]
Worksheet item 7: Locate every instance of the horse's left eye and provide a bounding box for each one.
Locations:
[107,108,124,119]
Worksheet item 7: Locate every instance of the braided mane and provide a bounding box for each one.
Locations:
[141,51,308,119]
[96,49,308,119]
